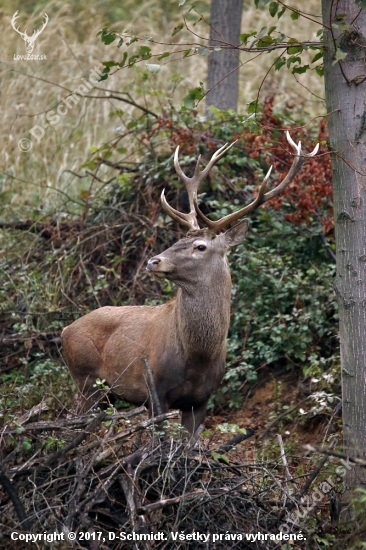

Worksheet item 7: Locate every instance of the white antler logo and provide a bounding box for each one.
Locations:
[11,11,48,54]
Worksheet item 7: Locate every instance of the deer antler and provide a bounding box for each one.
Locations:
[11,11,26,38]
[193,131,319,234]
[31,13,48,41]
[161,141,237,231]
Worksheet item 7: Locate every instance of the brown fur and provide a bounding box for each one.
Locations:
[62,223,249,434]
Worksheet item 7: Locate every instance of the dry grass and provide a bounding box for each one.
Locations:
[0,0,324,215]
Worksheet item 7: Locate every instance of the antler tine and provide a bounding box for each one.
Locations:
[194,132,319,234]
[11,11,23,35]
[34,13,49,37]
[160,189,199,230]
[193,165,273,231]
[162,142,238,231]
[199,141,238,179]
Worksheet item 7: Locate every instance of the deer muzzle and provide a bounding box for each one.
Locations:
[146,257,161,272]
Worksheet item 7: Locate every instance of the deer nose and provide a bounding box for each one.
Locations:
[146,258,161,272]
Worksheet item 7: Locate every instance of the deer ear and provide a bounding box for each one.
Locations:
[219,219,249,248]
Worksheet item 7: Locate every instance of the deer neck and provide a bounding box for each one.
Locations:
[174,268,231,359]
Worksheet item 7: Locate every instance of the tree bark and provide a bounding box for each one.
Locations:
[322,0,366,490]
[206,0,243,112]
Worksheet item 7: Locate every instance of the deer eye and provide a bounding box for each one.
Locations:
[196,244,206,252]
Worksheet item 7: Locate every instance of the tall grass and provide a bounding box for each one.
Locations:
[0,0,324,216]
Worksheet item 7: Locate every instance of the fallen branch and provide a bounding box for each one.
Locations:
[216,429,255,454]
[304,442,366,467]
[3,406,146,435]
[0,468,32,530]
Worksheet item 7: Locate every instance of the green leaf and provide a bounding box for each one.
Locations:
[22,438,32,452]
[128,54,139,65]
[333,47,347,65]
[269,2,278,17]
[247,100,258,114]
[315,64,324,76]
[117,38,123,48]
[119,52,128,67]
[287,55,301,67]
[257,27,268,40]
[258,36,274,47]
[182,49,191,58]
[274,56,286,70]
[311,51,323,63]
[332,21,350,32]
[98,28,117,45]
[277,6,286,18]
[126,36,138,46]
[157,52,170,61]
[291,11,299,20]
[137,46,152,60]
[287,45,303,55]
[183,84,204,109]
[172,23,184,36]
[211,452,230,464]
[355,0,366,7]
[292,64,309,74]
[240,31,257,45]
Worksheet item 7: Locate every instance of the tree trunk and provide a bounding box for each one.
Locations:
[322,0,366,490]
[206,0,243,112]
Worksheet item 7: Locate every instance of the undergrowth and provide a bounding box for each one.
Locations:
[1,99,338,426]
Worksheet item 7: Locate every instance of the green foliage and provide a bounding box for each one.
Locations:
[217,213,338,409]
[1,94,337,420]
[183,83,205,108]
[97,27,117,45]
[0,357,73,425]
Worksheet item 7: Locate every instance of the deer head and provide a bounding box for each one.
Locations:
[11,11,48,54]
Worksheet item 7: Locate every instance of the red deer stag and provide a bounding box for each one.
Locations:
[62,132,318,434]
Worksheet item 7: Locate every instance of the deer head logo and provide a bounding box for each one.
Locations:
[11,11,48,54]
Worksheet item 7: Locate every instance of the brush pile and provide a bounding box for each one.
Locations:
[0,403,345,550]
